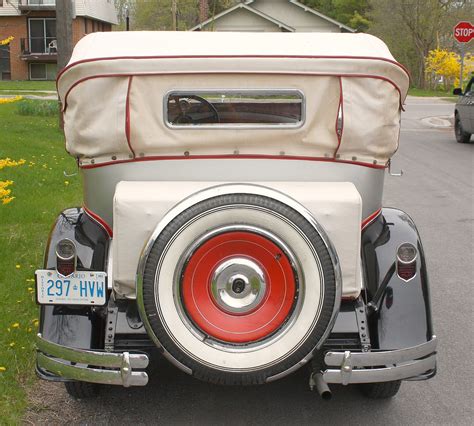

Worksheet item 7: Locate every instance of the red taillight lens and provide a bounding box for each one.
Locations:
[55,239,76,277]
[56,257,76,276]
[396,243,417,282]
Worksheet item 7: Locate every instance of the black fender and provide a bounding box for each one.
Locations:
[38,207,110,351]
[361,208,434,351]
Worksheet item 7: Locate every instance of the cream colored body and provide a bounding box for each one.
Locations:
[113,182,362,299]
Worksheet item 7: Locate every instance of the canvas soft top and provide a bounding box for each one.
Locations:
[58,31,410,169]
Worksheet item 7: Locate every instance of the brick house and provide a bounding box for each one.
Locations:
[0,0,118,81]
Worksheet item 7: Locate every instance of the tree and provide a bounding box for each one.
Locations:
[425,48,462,90]
[300,0,371,31]
[369,0,473,88]
[126,0,238,31]
[114,0,135,30]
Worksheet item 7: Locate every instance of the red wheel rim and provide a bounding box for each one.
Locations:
[181,231,297,343]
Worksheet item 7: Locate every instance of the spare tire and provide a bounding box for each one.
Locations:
[138,190,339,385]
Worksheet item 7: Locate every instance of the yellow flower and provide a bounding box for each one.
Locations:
[9,342,15,347]
[27,327,32,333]
[0,95,23,105]
[11,323,20,328]
[28,287,34,292]
[0,180,13,189]
[64,181,70,186]
[0,188,11,198]
[0,367,6,373]
[2,196,15,205]
[3,159,20,168]
[33,319,39,327]
[1,177,19,206]
[16,264,21,269]
[0,36,14,46]
[26,278,35,282]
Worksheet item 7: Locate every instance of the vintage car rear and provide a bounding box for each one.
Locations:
[35,31,437,400]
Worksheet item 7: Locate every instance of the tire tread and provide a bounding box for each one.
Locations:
[64,381,100,399]
[359,380,401,399]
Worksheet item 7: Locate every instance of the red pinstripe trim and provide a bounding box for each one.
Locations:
[79,154,388,170]
[61,71,404,112]
[57,54,410,84]
[334,76,344,157]
[361,208,382,230]
[83,206,113,237]
[125,76,135,157]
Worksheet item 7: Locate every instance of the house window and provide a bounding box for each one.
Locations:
[0,45,11,80]
[29,63,57,80]
[28,18,56,54]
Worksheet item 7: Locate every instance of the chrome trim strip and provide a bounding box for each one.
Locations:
[37,334,149,369]
[36,334,149,387]
[324,335,437,367]
[323,354,436,384]
[37,353,149,387]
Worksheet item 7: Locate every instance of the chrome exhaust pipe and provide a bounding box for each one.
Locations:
[311,373,332,400]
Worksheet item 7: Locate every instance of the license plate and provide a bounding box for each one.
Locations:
[35,270,107,305]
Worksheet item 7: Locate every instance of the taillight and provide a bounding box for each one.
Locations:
[396,243,417,282]
[55,239,76,276]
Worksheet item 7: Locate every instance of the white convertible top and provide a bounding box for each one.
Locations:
[65,31,399,63]
[58,31,409,168]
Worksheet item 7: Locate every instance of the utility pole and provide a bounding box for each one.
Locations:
[56,0,74,128]
[125,5,130,31]
[56,0,73,71]
[172,0,177,31]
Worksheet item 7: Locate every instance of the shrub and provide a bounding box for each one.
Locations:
[17,99,57,117]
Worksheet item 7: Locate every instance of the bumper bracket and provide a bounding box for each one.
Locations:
[323,335,437,385]
[36,333,149,387]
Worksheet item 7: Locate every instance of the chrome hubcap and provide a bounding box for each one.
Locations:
[210,257,267,314]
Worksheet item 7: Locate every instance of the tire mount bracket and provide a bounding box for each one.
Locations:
[355,297,371,352]
[105,298,119,351]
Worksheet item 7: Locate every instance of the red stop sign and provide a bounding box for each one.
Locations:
[454,21,474,43]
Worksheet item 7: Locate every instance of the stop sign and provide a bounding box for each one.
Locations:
[454,21,474,43]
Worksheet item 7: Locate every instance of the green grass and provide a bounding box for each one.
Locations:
[17,99,58,117]
[1,92,57,97]
[0,81,56,91]
[408,88,457,98]
[0,103,81,423]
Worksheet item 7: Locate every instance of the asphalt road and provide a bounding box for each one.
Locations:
[29,97,473,425]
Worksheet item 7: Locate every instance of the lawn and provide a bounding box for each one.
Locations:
[0,102,81,423]
[0,81,57,91]
[407,87,457,98]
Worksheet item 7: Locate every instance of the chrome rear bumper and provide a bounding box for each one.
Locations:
[322,335,437,385]
[36,334,149,387]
